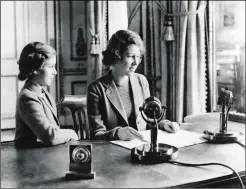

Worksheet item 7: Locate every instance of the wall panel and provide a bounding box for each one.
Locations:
[1,1,55,131]
[1,1,17,59]
[1,76,18,129]
[57,1,89,127]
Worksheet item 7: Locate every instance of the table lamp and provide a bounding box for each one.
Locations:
[131,96,178,164]
[203,88,244,143]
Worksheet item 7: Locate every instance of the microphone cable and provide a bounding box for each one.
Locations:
[234,140,245,148]
[167,160,244,188]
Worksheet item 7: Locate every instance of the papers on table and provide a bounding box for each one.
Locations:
[110,129,207,150]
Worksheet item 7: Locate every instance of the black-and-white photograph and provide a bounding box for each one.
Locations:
[1,1,245,188]
[70,1,87,61]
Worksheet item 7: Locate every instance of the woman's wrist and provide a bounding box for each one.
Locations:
[114,127,121,139]
[162,120,171,130]
[163,120,171,124]
[158,120,169,131]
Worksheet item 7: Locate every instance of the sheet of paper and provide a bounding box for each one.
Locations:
[110,139,149,150]
[110,129,207,150]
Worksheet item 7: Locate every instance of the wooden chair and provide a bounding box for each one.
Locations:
[58,95,89,140]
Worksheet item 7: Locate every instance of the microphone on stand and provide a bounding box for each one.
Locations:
[131,96,178,164]
[203,88,244,143]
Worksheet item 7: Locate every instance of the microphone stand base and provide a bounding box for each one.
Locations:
[203,129,244,143]
[131,143,178,164]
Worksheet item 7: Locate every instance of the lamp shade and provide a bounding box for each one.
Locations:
[162,16,175,41]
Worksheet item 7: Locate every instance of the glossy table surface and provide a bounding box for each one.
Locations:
[1,113,245,188]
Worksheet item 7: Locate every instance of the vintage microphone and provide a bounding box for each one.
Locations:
[203,88,244,143]
[130,96,244,186]
[131,96,178,164]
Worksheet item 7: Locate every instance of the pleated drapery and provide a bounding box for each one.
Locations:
[87,0,107,82]
[168,1,208,123]
[87,1,129,82]
[128,1,165,102]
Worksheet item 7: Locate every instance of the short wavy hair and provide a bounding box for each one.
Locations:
[102,30,145,67]
[17,42,56,81]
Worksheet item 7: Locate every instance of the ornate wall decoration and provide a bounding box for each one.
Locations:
[70,1,87,61]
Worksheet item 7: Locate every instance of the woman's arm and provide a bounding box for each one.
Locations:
[18,94,78,145]
[87,83,120,140]
[159,120,180,133]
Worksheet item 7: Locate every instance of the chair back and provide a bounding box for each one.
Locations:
[58,95,89,140]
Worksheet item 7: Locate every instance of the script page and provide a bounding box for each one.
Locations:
[110,129,207,150]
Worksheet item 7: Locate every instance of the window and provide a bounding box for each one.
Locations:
[215,1,245,113]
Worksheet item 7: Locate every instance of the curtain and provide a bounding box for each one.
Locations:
[87,0,107,83]
[168,0,209,123]
[87,1,129,82]
[128,1,165,103]
[141,1,164,102]
[206,1,217,112]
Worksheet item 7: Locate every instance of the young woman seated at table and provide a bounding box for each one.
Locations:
[87,30,180,141]
[15,42,78,147]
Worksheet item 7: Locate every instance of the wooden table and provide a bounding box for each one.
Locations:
[1,113,245,188]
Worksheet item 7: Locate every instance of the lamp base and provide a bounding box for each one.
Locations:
[131,143,178,164]
[203,129,244,143]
